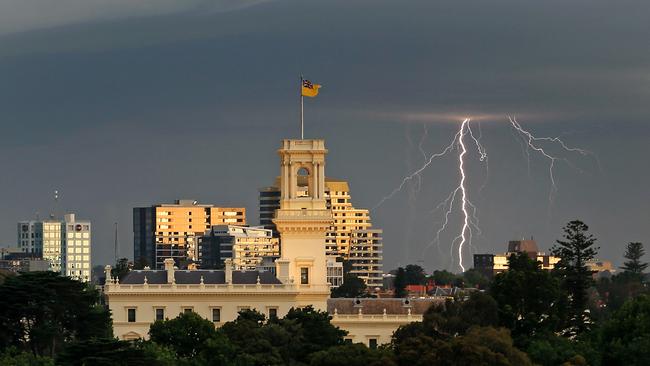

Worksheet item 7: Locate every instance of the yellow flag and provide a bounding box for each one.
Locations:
[301,79,322,98]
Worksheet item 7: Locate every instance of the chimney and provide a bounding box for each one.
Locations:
[224,258,233,284]
[164,258,175,284]
[275,258,290,284]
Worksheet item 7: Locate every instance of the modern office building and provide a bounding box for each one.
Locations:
[17,213,91,281]
[473,239,559,278]
[133,200,246,269]
[17,221,43,257]
[62,214,92,281]
[199,225,279,270]
[42,220,64,273]
[258,178,383,287]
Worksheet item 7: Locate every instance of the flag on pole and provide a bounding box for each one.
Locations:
[301,79,322,97]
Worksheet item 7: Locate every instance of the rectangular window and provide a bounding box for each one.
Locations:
[183,308,193,314]
[127,308,136,323]
[300,267,309,285]
[268,308,278,319]
[155,308,164,321]
[212,308,221,322]
[369,338,378,349]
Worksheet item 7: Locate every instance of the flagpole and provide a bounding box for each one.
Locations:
[300,74,304,140]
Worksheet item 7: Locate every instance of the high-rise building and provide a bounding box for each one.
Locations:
[348,229,383,287]
[133,200,246,269]
[258,178,383,287]
[199,225,280,270]
[42,220,64,273]
[17,213,91,281]
[17,221,43,257]
[62,214,92,281]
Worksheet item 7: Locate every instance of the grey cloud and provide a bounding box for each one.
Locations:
[0,0,648,272]
[0,0,268,35]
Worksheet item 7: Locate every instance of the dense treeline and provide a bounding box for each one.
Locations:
[0,219,648,365]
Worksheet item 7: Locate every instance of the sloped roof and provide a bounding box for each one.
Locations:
[120,269,282,285]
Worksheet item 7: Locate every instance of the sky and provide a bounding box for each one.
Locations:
[0,0,648,273]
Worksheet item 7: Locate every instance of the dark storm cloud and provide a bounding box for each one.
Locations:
[0,0,648,271]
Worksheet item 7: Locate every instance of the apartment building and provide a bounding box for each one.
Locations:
[17,213,91,281]
[199,225,279,270]
[133,200,245,269]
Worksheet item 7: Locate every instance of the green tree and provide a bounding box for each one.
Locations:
[404,265,426,285]
[392,327,532,366]
[448,327,533,366]
[621,242,648,278]
[490,252,565,342]
[525,333,593,366]
[462,268,490,289]
[431,270,460,287]
[220,309,288,365]
[309,343,395,366]
[280,306,348,363]
[331,274,367,298]
[0,271,111,357]
[423,292,499,336]
[393,268,407,298]
[598,294,650,365]
[56,338,160,366]
[393,333,448,366]
[148,311,218,359]
[111,258,131,282]
[595,273,648,314]
[0,348,54,366]
[551,220,599,335]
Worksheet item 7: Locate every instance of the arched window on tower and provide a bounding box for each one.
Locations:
[296,167,311,198]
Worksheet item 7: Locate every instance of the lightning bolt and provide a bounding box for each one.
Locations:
[373,127,461,210]
[455,119,470,272]
[508,116,591,205]
[377,118,486,272]
[376,116,593,274]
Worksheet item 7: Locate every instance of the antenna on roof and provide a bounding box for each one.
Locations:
[51,189,60,219]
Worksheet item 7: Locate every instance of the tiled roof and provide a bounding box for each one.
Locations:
[120,270,282,285]
[327,298,443,315]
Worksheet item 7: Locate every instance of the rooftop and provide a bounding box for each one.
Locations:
[120,269,282,285]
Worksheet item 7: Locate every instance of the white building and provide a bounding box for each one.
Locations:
[63,214,92,282]
[17,213,92,282]
[200,225,280,270]
[104,139,434,346]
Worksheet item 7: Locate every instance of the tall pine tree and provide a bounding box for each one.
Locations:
[551,220,599,336]
[621,242,648,278]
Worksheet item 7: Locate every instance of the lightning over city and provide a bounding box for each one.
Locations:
[376,116,591,272]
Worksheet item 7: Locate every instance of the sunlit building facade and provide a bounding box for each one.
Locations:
[106,139,415,346]
[133,200,246,269]
[63,214,92,281]
[258,179,383,287]
[199,225,280,270]
[17,213,92,281]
